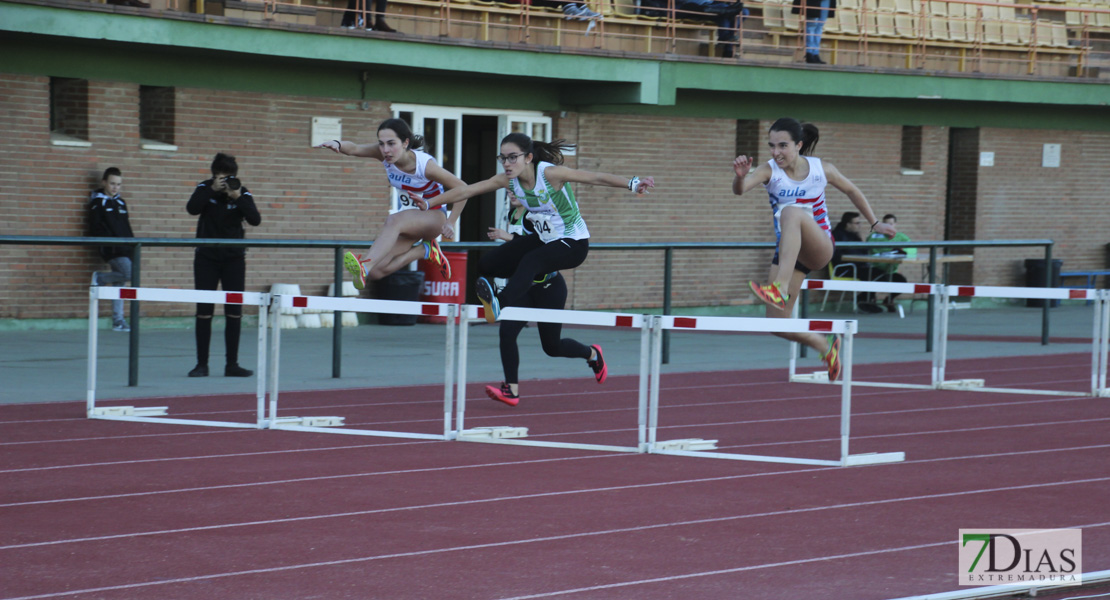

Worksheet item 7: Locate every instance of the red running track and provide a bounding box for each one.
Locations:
[1,353,1108,599]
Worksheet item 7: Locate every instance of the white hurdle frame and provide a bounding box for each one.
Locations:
[791,279,943,390]
[87,286,270,428]
[647,314,905,467]
[267,294,459,440]
[454,304,650,453]
[936,284,1106,396]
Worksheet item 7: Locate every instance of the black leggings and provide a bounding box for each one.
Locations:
[479,235,589,309]
[193,253,247,367]
[498,274,591,384]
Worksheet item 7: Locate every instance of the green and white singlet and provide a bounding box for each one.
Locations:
[509,161,590,243]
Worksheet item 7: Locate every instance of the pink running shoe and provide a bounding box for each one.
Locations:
[588,344,607,384]
[485,382,519,407]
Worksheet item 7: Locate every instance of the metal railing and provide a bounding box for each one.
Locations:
[0,235,1055,385]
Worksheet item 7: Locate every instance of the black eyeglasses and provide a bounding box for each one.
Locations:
[496,153,525,164]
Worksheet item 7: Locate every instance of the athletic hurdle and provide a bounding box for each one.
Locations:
[87,286,271,428]
[791,279,944,391]
[934,285,1107,397]
[454,304,651,453]
[646,314,906,467]
[267,294,459,440]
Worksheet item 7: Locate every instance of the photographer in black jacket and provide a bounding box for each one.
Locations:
[186,153,262,378]
[89,167,135,332]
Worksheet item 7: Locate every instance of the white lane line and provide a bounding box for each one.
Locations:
[4,445,1110,548]
[4,487,1109,600]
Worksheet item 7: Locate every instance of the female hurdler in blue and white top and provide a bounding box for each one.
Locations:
[732,118,894,381]
[417,132,654,325]
[315,118,466,290]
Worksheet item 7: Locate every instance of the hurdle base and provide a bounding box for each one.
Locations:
[654,438,719,451]
[458,426,528,439]
[271,416,345,428]
[791,371,829,383]
[937,379,986,390]
[90,406,169,417]
[842,452,905,466]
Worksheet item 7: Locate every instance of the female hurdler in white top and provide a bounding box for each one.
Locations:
[315,117,465,290]
[732,118,895,380]
[415,132,654,325]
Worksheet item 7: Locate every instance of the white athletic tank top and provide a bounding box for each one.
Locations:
[383,150,447,213]
[764,156,833,243]
[509,162,590,243]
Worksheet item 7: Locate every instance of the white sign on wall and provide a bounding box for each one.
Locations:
[310,117,342,147]
[1042,144,1061,168]
[979,152,995,167]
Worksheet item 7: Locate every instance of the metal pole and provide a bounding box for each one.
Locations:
[925,247,937,353]
[799,289,809,358]
[128,244,141,387]
[1043,243,1052,345]
[333,247,343,377]
[662,247,672,365]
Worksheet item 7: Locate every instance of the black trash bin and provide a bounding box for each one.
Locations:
[374,269,425,325]
[1024,258,1062,307]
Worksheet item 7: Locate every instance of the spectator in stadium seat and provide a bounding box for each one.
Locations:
[186,153,261,378]
[639,0,743,57]
[793,0,835,64]
[341,0,395,32]
[88,166,134,333]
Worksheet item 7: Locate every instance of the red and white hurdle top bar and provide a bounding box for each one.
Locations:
[800,279,1098,302]
[801,280,937,296]
[274,294,456,318]
[945,285,1097,301]
[660,315,855,334]
[464,305,647,328]
[95,286,269,306]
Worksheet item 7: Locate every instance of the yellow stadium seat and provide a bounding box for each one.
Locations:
[837,7,861,33]
[763,1,785,28]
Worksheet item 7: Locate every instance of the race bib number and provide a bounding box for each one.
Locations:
[527,213,558,242]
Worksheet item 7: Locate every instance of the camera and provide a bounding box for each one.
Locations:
[223,176,242,191]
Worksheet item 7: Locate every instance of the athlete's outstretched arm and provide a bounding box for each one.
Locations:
[824,162,896,236]
[314,139,385,161]
[419,173,510,210]
[543,166,654,194]
[732,156,771,196]
[424,160,469,237]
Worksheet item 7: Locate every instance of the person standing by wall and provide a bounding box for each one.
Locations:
[186,153,261,378]
[88,167,134,332]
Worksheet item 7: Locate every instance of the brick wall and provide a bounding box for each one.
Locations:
[1,71,1106,321]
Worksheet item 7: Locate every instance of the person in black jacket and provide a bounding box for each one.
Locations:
[831,211,883,313]
[89,167,135,332]
[186,153,262,378]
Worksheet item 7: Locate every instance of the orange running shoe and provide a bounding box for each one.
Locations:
[822,334,842,381]
[424,240,451,279]
[749,281,789,311]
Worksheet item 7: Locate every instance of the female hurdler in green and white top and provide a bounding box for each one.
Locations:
[416,132,654,323]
